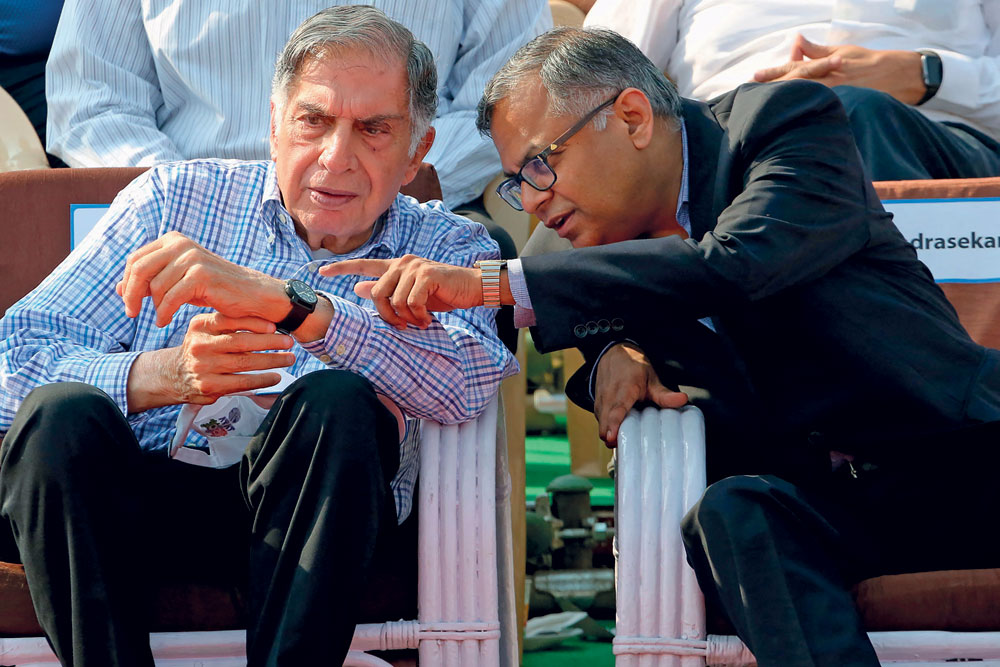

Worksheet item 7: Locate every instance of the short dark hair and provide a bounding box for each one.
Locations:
[477,26,682,136]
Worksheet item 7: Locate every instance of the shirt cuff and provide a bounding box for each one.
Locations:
[87,349,145,417]
[921,48,976,110]
[299,296,375,370]
[506,259,532,309]
[514,305,537,328]
[507,258,537,328]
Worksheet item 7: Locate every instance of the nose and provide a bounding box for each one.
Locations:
[518,182,551,216]
[318,123,358,174]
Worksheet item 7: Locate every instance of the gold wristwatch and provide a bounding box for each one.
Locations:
[474,259,506,308]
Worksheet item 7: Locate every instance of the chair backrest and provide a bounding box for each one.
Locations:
[0,163,443,317]
[874,178,1000,350]
[0,167,147,315]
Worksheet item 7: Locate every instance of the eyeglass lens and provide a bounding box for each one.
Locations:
[498,158,557,210]
[498,178,524,210]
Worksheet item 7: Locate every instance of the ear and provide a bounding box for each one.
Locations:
[401,126,436,185]
[268,99,279,161]
[614,88,656,151]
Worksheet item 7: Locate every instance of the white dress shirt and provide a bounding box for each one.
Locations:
[585,0,1000,141]
[45,0,552,208]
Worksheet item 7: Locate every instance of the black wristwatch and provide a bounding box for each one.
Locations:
[916,50,942,106]
[275,279,318,334]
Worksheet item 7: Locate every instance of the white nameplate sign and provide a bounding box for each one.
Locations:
[883,197,1000,283]
[70,204,111,249]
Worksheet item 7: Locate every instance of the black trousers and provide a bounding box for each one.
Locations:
[681,420,1000,667]
[834,86,1000,181]
[0,369,400,667]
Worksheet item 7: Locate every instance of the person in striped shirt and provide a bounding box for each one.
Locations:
[44,0,552,212]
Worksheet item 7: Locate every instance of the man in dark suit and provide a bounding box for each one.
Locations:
[323,26,1000,666]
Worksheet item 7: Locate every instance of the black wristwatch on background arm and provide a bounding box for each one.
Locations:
[275,279,318,334]
[916,50,942,106]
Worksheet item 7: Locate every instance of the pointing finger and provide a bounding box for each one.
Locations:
[319,258,393,278]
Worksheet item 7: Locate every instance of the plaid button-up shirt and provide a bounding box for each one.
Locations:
[0,159,518,521]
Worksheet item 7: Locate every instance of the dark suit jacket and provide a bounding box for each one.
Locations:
[521,80,1000,473]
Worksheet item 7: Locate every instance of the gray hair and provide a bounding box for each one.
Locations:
[272,5,437,155]
[477,27,682,136]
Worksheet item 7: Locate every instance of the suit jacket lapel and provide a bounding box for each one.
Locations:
[680,98,726,240]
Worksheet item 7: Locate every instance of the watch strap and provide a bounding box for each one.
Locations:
[275,279,317,334]
[475,260,505,308]
[916,50,942,106]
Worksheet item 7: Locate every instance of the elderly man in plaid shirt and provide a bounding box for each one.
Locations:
[0,7,515,667]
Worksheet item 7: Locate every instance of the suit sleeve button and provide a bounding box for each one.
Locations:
[574,324,588,338]
[611,318,625,331]
[597,319,611,333]
[587,321,599,334]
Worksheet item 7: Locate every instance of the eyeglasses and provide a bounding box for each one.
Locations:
[495,95,619,211]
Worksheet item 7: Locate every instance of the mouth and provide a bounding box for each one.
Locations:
[545,211,574,238]
[308,186,358,209]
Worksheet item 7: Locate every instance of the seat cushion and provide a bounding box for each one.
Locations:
[0,560,246,637]
[705,568,1000,635]
[854,568,1000,631]
[0,562,40,636]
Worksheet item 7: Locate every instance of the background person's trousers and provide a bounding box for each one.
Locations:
[681,421,1000,667]
[833,85,1000,181]
[0,369,400,667]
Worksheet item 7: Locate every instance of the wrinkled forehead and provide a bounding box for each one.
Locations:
[284,48,410,117]
[286,43,406,88]
[290,41,404,82]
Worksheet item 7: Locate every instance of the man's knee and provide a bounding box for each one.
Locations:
[834,86,902,129]
[6,383,120,464]
[280,370,379,418]
[2,383,126,495]
[246,371,397,508]
[262,370,393,463]
[21,381,115,419]
[681,475,781,549]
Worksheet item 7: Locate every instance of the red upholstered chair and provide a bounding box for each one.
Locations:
[875,178,1000,351]
[612,179,1000,666]
[0,166,518,667]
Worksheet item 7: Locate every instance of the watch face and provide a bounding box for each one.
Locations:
[287,279,318,305]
